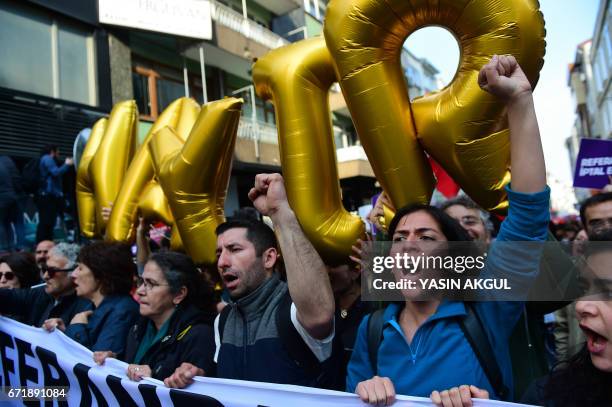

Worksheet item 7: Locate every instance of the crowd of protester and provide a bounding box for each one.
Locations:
[0,56,610,407]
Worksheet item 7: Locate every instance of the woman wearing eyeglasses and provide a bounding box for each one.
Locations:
[43,241,139,358]
[93,251,217,384]
[0,252,40,290]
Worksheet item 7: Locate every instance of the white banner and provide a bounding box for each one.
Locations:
[0,317,533,406]
[99,0,212,40]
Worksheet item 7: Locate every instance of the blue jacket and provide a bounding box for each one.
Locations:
[346,185,550,400]
[39,154,69,196]
[65,295,139,357]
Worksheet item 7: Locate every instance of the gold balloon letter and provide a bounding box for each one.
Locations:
[106,97,200,242]
[76,118,107,239]
[77,100,139,238]
[149,98,243,265]
[253,37,365,264]
[324,0,545,212]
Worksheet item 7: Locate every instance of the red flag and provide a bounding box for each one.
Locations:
[428,157,460,199]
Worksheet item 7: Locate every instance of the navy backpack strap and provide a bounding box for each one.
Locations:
[459,303,510,401]
[366,308,385,375]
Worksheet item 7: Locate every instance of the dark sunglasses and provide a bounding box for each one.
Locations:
[41,265,75,278]
[0,271,14,281]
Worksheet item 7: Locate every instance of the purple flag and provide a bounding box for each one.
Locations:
[573,138,612,189]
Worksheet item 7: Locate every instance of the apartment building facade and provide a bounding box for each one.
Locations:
[0,0,442,217]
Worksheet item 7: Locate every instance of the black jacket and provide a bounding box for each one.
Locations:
[124,304,215,380]
[0,285,92,327]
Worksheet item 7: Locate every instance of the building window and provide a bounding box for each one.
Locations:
[594,50,605,93]
[224,73,275,124]
[133,67,158,120]
[227,86,275,124]
[602,24,612,71]
[0,2,97,105]
[602,100,609,136]
[606,98,612,137]
[132,60,217,121]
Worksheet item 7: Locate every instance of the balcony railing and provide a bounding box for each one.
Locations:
[237,117,279,144]
[236,117,358,151]
[210,1,289,50]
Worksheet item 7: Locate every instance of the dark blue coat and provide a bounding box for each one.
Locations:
[0,285,91,327]
[65,295,139,358]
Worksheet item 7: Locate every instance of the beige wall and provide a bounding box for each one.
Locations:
[234,138,280,166]
[215,25,272,60]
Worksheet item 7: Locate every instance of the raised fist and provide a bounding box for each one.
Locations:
[478,54,532,101]
[248,173,290,218]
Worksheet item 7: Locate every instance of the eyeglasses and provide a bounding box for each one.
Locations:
[136,277,169,291]
[0,271,14,281]
[41,265,75,278]
[458,216,482,228]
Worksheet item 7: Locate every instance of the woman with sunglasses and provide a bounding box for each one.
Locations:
[0,252,40,290]
[43,241,139,358]
[0,252,41,323]
[93,251,217,384]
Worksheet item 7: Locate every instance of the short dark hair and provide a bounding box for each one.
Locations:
[41,144,58,155]
[216,218,277,256]
[77,241,135,296]
[388,204,472,242]
[0,252,40,288]
[580,192,612,227]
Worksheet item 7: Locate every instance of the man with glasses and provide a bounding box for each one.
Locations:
[0,243,91,326]
[440,196,493,244]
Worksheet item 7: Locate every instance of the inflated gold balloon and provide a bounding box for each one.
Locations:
[138,182,174,225]
[149,98,243,265]
[137,181,184,251]
[88,100,139,236]
[253,37,364,264]
[324,0,546,213]
[76,118,107,239]
[106,98,200,242]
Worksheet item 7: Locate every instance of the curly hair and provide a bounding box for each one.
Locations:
[0,252,40,288]
[49,243,80,269]
[78,242,135,296]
